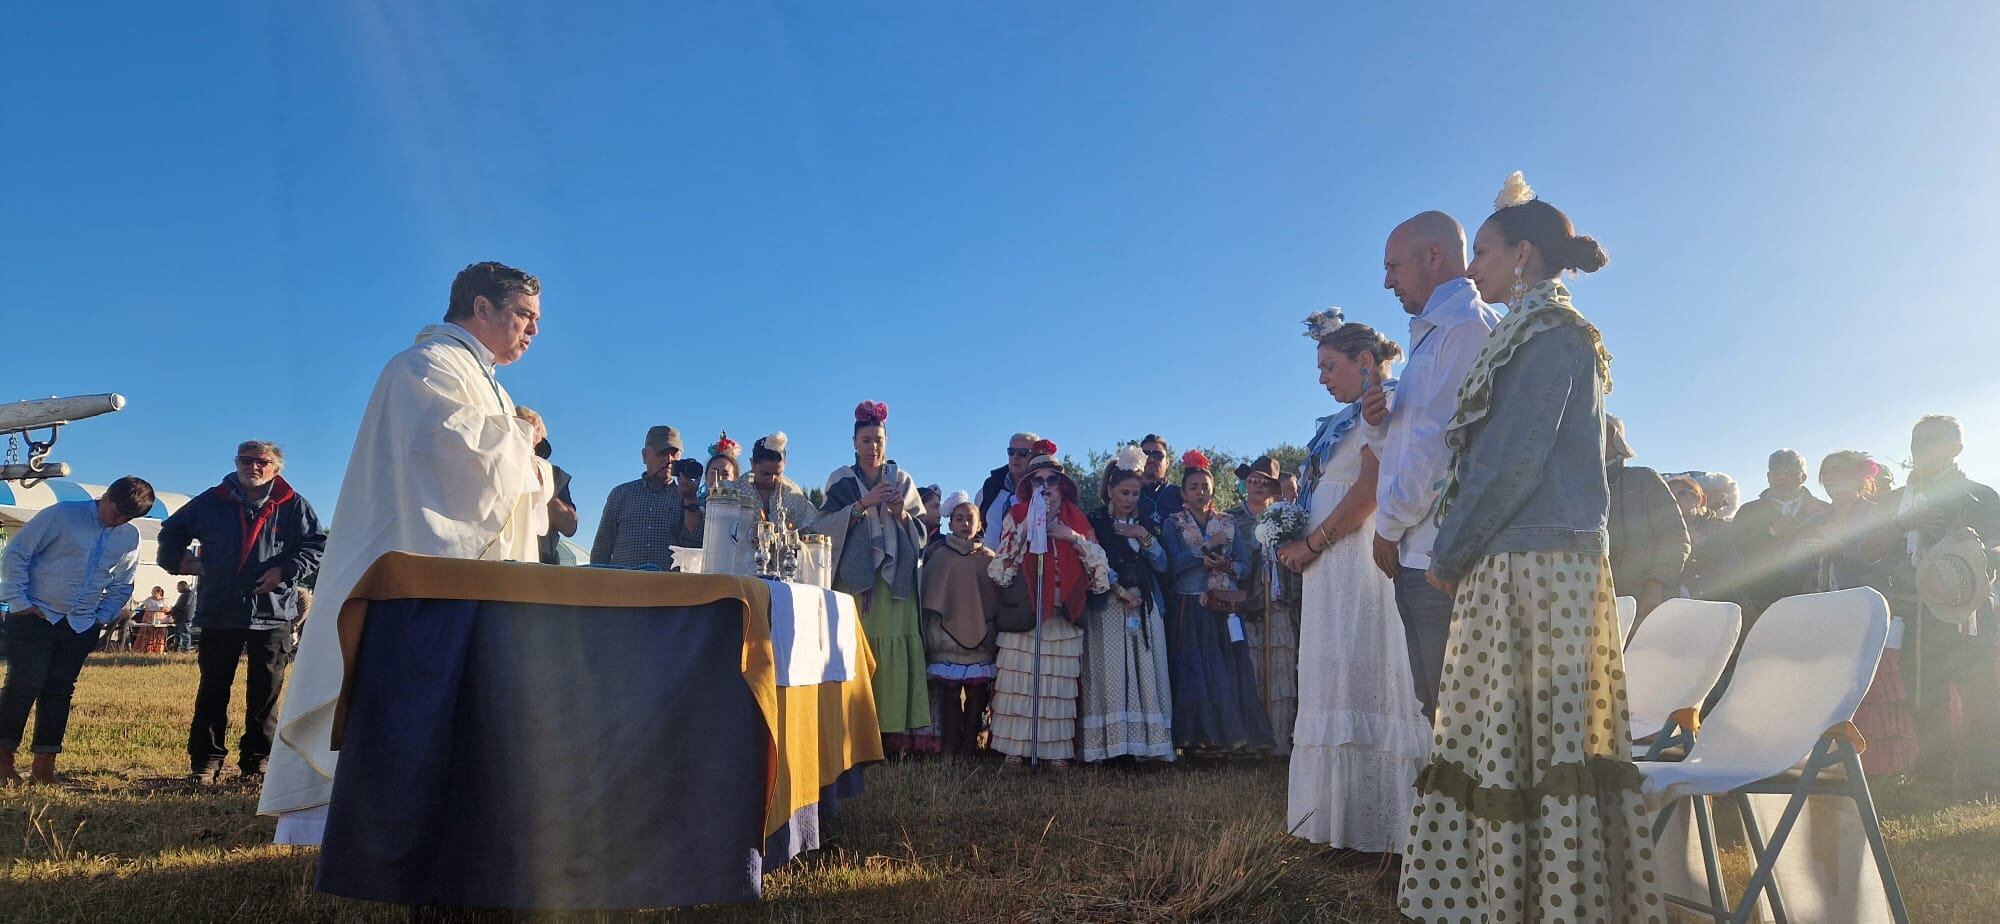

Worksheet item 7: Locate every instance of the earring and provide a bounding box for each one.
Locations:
[1509,264,1527,305]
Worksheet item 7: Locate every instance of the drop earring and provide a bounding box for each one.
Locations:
[1509,264,1527,305]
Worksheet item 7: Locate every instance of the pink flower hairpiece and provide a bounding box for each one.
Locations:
[854,400,889,424]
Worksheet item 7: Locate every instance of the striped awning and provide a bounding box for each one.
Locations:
[0,478,191,525]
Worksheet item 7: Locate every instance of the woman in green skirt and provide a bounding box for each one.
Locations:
[820,400,935,755]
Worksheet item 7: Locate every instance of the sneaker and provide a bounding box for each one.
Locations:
[188,764,223,786]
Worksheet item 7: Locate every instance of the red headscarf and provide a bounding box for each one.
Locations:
[1002,444,1097,623]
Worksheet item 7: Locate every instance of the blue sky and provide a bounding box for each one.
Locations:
[8,3,1998,542]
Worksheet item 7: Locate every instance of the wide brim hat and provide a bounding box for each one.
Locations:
[1234,455,1282,484]
[1916,526,1993,625]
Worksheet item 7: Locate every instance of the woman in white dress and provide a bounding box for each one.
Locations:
[1277,315,1430,854]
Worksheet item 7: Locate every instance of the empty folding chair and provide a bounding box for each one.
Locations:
[1617,594,1638,645]
[1623,598,1741,760]
[1637,587,1906,924]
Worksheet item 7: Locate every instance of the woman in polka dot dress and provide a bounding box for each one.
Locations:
[1401,174,1663,922]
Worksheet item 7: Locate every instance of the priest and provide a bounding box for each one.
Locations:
[260,261,553,844]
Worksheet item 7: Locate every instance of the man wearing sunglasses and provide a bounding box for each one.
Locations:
[977,432,1041,548]
[158,441,327,786]
[1136,434,1184,530]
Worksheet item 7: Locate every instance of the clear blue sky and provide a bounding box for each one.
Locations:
[9,3,1998,542]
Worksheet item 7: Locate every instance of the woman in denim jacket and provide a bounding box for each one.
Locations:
[1399,174,1663,923]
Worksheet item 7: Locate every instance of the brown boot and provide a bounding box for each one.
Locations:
[28,753,56,785]
[0,751,19,787]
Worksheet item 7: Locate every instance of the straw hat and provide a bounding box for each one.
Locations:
[1916,526,1993,625]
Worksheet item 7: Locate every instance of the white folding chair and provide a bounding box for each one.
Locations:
[1623,598,1741,760]
[1616,595,1638,645]
[1637,587,1906,924]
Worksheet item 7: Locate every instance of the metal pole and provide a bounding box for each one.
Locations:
[1030,551,1045,773]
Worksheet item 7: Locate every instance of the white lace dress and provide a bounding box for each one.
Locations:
[1286,426,1431,851]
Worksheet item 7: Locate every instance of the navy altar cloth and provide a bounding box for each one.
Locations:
[317,597,771,910]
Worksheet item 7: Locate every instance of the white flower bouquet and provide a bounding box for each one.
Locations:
[1254,501,1309,546]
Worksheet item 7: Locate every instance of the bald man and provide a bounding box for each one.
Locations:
[1363,211,1501,721]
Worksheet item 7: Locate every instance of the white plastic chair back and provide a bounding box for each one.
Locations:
[1641,587,1889,809]
[1623,598,1741,739]
[1616,595,1637,644]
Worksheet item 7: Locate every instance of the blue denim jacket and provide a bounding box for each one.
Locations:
[1431,323,1608,583]
[1162,509,1250,595]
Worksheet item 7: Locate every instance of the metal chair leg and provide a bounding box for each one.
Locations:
[1839,741,1912,924]
[1733,793,1791,924]
[1731,742,1829,924]
[1692,796,1730,924]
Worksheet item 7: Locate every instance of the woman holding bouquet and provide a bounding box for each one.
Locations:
[987,440,1112,769]
[1276,315,1429,854]
[1080,448,1176,763]
[1231,455,1299,755]
[1163,450,1275,755]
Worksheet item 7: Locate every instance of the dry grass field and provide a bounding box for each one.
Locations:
[0,654,1994,922]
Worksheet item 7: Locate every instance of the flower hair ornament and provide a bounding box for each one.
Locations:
[1301,307,1345,342]
[1181,449,1212,473]
[1495,171,1536,210]
[1113,444,1147,474]
[708,432,741,461]
[756,431,788,456]
[854,400,889,425]
[1031,439,1059,459]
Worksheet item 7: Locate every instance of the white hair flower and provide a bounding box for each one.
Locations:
[763,431,788,452]
[1495,171,1536,210]
[1114,444,1147,474]
[1301,307,1345,342]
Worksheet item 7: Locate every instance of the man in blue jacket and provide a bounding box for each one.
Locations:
[158,441,326,785]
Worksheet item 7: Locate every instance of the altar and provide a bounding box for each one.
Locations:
[312,553,883,911]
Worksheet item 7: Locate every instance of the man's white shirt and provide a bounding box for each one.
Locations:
[1369,276,1500,570]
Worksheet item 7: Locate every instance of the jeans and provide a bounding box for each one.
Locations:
[0,615,104,754]
[170,620,194,652]
[1914,614,2000,780]
[189,627,294,773]
[1394,566,1455,722]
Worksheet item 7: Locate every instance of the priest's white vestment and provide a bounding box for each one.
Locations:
[260,322,550,844]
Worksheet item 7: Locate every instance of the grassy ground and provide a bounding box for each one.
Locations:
[0,656,1994,922]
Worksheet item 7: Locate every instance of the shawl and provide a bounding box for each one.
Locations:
[819,463,925,599]
[1436,279,1611,521]
[1089,509,1163,608]
[920,535,999,649]
[1300,379,1395,514]
[1172,506,1239,592]
[989,492,1111,624]
[731,472,819,534]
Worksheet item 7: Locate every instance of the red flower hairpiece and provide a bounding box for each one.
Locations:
[708,432,740,460]
[853,400,889,424]
[1181,449,1211,472]
[1032,439,1058,457]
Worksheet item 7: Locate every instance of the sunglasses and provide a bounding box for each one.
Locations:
[1028,475,1063,488]
[236,456,278,468]
[1143,450,1166,460]
[1007,448,1034,458]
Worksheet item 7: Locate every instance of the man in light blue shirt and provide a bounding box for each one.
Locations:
[0,476,154,785]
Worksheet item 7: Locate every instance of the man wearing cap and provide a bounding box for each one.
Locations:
[592,426,705,570]
[1891,415,2000,790]
[262,260,554,844]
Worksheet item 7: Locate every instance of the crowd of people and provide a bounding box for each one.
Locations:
[3,171,1996,921]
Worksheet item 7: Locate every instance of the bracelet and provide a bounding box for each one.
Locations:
[1305,535,1323,554]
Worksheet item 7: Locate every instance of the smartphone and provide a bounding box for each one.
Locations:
[882,460,900,495]
[1361,367,1374,394]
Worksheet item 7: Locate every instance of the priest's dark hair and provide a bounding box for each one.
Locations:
[446,261,541,322]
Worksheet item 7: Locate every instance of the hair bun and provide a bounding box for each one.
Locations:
[1564,234,1609,273]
